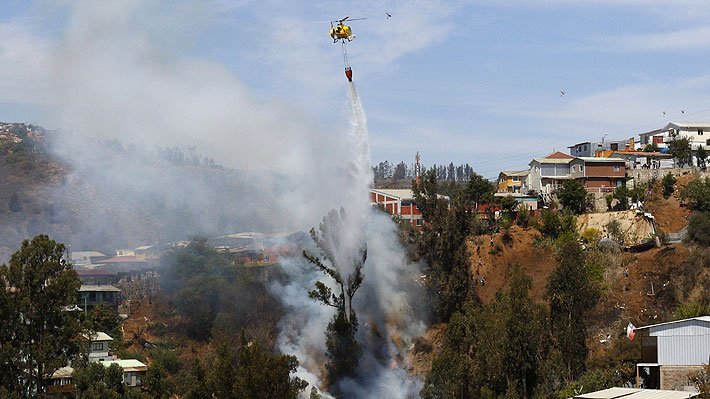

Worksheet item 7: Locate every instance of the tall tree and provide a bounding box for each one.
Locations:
[668,137,692,167]
[303,208,365,389]
[464,173,495,209]
[697,145,708,171]
[545,239,599,382]
[0,235,83,397]
[557,179,592,214]
[414,169,478,320]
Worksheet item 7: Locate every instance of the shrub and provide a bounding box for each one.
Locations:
[517,206,531,229]
[681,177,710,212]
[688,211,710,246]
[674,301,710,320]
[662,173,676,199]
[582,228,602,244]
[606,220,624,243]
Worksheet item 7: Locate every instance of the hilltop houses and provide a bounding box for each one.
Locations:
[369,189,426,230]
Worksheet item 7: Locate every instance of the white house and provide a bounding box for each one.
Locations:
[635,316,710,391]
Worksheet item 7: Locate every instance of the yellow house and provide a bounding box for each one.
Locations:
[497,170,529,194]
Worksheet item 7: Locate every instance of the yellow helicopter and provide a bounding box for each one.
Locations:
[330,16,365,43]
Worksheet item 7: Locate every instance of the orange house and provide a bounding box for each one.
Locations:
[370,189,426,230]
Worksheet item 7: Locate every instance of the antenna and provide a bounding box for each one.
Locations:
[415,151,421,185]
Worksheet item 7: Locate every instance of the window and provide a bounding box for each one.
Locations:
[613,165,620,172]
[584,145,588,151]
[699,129,704,136]
[653,136,664,144]
[92,342,103,351]
[580,165,584,172]
[415,219,422,227]
[512,176,519,182]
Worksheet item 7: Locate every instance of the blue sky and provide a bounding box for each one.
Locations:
[3,0,710,178]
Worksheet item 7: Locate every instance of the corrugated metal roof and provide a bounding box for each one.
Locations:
[636,316,710,331]
[79,284,122,292]
[575,387,697,398]
[50,366,74,379]
[98,359,148,372]
[531,158,574,164]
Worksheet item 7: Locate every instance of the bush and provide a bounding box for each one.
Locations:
[688,211,710,246]
[681,177,710,212]
[581,228,602,244]
[606,220,624,243]
[149,321,167,337]
[674,301,710,320]
[537,210,577,240]
[662,173,677,199]
[517,206,531,229]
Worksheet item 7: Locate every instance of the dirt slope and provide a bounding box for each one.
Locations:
[468,227,558,304]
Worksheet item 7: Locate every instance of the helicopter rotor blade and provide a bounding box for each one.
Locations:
[339,16,350,22]
[345,18,367,21]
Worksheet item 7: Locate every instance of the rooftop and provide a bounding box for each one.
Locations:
[500,170,529,176]
[79,284,122,292]
[531,157,574,164]
[609,151,672,157]
[635,316,710,331]
[76,269,115,276]
[98,359,148,372]
[81,331,114,342]
[575,387,697,398]
[544,151,575,159]
[577,157,626,163]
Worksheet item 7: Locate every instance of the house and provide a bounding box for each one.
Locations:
[369,188,448,230]
[493,192,538,212]
[76,269,119,286]
[527,153,574,194]
[97,359,148,389]
[84,331,115,362]
[635,316,710,391]
[570,157,626,193]
[46,366,74,396]
[68,251,108,267]
[607,151,674,170]
[568,138,635,157]
[574,387,697,398]
[46,332,127,396]
[497,170,529,194]
[639,123,710,166]
[79,284,121,310]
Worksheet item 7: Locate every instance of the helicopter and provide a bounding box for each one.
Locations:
[329,17,366,81]
[329,16,365,43]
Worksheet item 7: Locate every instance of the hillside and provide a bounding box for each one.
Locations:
[0,123,281,262]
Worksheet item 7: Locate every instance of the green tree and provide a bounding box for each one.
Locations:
[546,240,599,383]
[612,185,630,211]
[303,208,365,388]
[185,359,210,399]
[206,335,308,399]
[421,265,547,399]
[143,363,173,399]
[557,179,592,215]
[643,142,659,152]
[537,210,576,240]
[687,212,710,246]
[73,362,127,399]
[498,195,519,215]
[464,173,495,208]
[681,177,710,212]
[662,173,677,199]
[414,169,478,320]
[85,302,122,338]
[697,145,708,171]
[669,137,692,167]
[0,235,83,396]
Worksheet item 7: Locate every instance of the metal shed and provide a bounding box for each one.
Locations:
[574,387,697,398]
